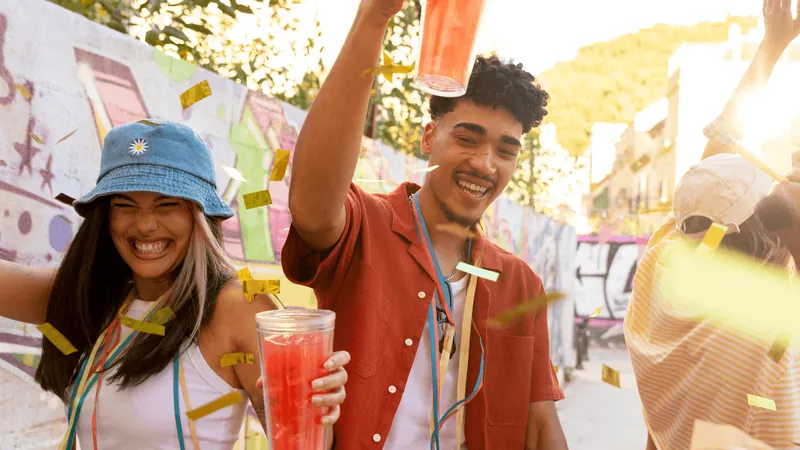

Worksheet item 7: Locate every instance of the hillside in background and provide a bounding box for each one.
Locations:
[540,16,758,155]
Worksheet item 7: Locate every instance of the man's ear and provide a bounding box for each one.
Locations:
[421,122,437,156]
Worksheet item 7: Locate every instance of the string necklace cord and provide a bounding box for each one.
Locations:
[409,193,485,450]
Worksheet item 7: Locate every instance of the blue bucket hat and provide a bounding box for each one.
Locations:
[73,120,235,219]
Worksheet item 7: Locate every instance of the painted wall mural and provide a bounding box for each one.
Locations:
[0,1,577,447]
[572,236,648,323]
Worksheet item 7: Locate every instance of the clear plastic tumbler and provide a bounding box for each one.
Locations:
[256,309,335,450]
[414,0,489,97]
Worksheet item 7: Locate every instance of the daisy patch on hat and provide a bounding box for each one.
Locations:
[129,138,148,156]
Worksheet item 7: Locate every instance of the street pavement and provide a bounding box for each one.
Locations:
[556,344,648,450]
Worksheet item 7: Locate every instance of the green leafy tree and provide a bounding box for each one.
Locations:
[49,0,324,110]
[540,16,759,155]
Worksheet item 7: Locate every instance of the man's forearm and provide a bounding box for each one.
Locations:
[288,11,388,231]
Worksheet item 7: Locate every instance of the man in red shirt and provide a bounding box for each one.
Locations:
[283,0,567,448]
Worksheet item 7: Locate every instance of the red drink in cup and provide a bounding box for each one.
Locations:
[414,0,489,97]
[256,309,335,450]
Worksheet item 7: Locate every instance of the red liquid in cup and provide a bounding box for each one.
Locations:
[416,0,488,95]
[262,332,331,450]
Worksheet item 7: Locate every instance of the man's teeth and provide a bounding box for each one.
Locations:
[134,241,169,254]
[457,180,488,196]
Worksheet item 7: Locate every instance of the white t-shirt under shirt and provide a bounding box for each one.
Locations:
[384,275,469,450]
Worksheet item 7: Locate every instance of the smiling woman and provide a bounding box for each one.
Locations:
[0,120,351,450]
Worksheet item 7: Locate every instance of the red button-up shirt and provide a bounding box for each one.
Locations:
[282,182,564,449]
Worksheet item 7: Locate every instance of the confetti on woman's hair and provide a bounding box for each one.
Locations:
[220,352,255,368]
[150,307,175,326]
[697,223,727,255]
[269,150,291,182]
[120,316,165,336]
[180,80,212,110]
[14,83,32,100]
[36,323,77,355]
[28,132,44,145]
[242,190,272,209]
[56,129,78,145]
[186,391,244,420]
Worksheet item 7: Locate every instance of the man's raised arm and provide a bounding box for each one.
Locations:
[288,0,404,251]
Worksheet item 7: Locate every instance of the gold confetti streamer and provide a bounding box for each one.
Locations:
[553,365,558,375]
[222,165,247,182]
[767,332,790,364]
[697,223,727,255]
[243,279,280,296]
[601,364,620,388]
[242,190,272,209]
[488,292,566,328]
[54,193,75,206]
[28,132,44,145]
[56,129,77,145]
[455,262,499,282]
[120,316,165,336]
[746,394,776,411]
[435,223,477,239]
[362,52,414,82]
[589,306,604,318]
[180,80,212,110]
[22,354,35,367]
[186,391,244,421]
[661,242,800,339]
[36,323,77,355]
[237,267,252,282]
[14,83,32,100]
[137,119,163,127]
[237,267,254,302]
[414,165,439,173]
[150,306,175,326]
[269,150,291,182]
[220,352,255,368]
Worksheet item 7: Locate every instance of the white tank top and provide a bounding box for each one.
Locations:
[72,299,247,449]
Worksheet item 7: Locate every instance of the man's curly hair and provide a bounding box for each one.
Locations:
[429,55,549,134]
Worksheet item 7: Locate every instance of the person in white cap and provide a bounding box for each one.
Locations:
[625,1,800,447]
[624,153,797,450]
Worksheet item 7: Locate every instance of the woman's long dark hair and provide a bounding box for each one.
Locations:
[35,199,234,401]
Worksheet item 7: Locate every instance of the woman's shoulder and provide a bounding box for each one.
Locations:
[211,278,279,325]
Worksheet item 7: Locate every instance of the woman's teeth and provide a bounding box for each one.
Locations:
[456,180,489,197]
[134,241,169,255]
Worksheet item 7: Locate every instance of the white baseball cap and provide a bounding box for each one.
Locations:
[673,153,773,234]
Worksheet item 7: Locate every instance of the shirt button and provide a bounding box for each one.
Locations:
[373,433,382,443]
[418,291,426,299]
[404,338,413,347]
[388,385,397,394]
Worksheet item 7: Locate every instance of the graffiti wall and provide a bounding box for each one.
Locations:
[0,1,576,447]
[572,236,648,324]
